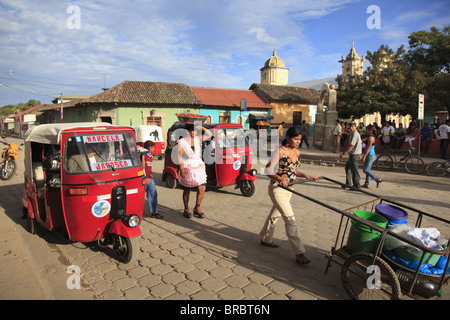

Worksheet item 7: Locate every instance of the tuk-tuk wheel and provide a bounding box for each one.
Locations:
[23,206,38,234]
[112,235,139,264]
[165,173,178,189]
[240,180,255,197]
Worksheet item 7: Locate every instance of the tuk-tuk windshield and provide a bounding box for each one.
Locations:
[215,128,248,148]
[64,132,141,173]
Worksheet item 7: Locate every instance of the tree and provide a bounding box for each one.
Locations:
[405,26,450,112]
[0,99,42,116]
[336,45,426,119]
[405,26,450,76]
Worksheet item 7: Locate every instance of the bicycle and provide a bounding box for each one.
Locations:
[425,159,450,177]
[375,147,425,174]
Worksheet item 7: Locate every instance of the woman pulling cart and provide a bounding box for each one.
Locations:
[259,126,319,265]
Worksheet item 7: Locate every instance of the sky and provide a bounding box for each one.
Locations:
[0,0,449,107]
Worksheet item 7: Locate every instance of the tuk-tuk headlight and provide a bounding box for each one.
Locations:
[124,214,140,228]
[248,169,257,176]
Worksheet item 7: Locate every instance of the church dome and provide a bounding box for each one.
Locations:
[263,49,286,68]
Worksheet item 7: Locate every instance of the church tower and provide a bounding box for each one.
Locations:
[339,41,365,79]
[260,49,289,85]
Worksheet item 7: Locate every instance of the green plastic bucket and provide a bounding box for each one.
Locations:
[345,210,388,254]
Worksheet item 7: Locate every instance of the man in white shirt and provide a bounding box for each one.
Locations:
[340,121,362,189]
[333,119,341,153]
[439,120,450,159]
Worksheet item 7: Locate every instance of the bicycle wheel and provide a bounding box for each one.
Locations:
[426,162,447,177]
[341,252,401,300]
[375,154,393,171]
[404,156,425,174]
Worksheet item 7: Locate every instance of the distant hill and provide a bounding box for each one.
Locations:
[288,77,338,90]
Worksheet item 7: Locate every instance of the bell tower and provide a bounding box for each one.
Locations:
[339,40,365,80]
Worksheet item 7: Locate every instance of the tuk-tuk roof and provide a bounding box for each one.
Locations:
[24,122,125,145]
[132,125,164,142]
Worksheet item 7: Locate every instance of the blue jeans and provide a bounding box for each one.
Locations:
[362,154,380,186]
[145,178,158,214]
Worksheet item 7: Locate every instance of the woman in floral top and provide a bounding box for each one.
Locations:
[259,126,319,265]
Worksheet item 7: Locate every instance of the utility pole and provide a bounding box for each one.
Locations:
[60,93,63,123]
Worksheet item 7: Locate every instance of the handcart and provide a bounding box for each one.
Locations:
[280,176,450,300]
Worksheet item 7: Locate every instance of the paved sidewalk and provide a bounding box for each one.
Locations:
[298,144,443,169]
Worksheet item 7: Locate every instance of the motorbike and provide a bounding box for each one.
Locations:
[1,135,23,180]
[22,123,146,263]
[163,122,257,196]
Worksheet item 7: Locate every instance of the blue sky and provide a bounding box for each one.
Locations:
[0,0,449,107]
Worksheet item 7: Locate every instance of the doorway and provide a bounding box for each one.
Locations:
[293,111,302,127]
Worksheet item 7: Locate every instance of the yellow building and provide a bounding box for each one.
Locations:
[260,49,289,85]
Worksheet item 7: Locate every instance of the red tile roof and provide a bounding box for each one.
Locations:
[82,81,202,105]
[191,87,272,109]
[249,83,319,104]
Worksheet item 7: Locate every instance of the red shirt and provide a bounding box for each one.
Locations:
[143,154,153,179]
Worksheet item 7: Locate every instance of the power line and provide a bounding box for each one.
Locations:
[0,83,58,97]
[0,76,99,89]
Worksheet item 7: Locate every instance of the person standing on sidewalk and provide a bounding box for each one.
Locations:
[177,124,212,219]
[299,120,310,148]
[333,119,341,153]
[340,121,362,190]
[438,119,450,159]
[142,141,163,219]
[361,125,382,189]
[259,126,319,265]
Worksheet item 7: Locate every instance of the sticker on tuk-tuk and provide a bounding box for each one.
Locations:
[233,160,241,171]
[90,160,133,171]
[83,134,124,143]
[91,200,111,218]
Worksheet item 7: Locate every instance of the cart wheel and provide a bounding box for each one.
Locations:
[165,173,177,189]
[240,180,255,197]
[341,252,401,300]
[113,235,139,263]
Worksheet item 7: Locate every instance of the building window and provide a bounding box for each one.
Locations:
[219,111,230,123]
[147,116,162,127]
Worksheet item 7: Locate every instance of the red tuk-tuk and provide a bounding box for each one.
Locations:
[132,125,165,159]
[22,123,147,263]
[162,123,257,196]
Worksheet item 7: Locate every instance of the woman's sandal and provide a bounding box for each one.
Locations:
[295,254,311,265]
[260,241,279,248]
[193,210,205,219]
[183,210,193,219]
[376,179,383,188]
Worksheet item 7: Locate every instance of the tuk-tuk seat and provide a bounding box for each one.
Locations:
[32,162,45,198]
